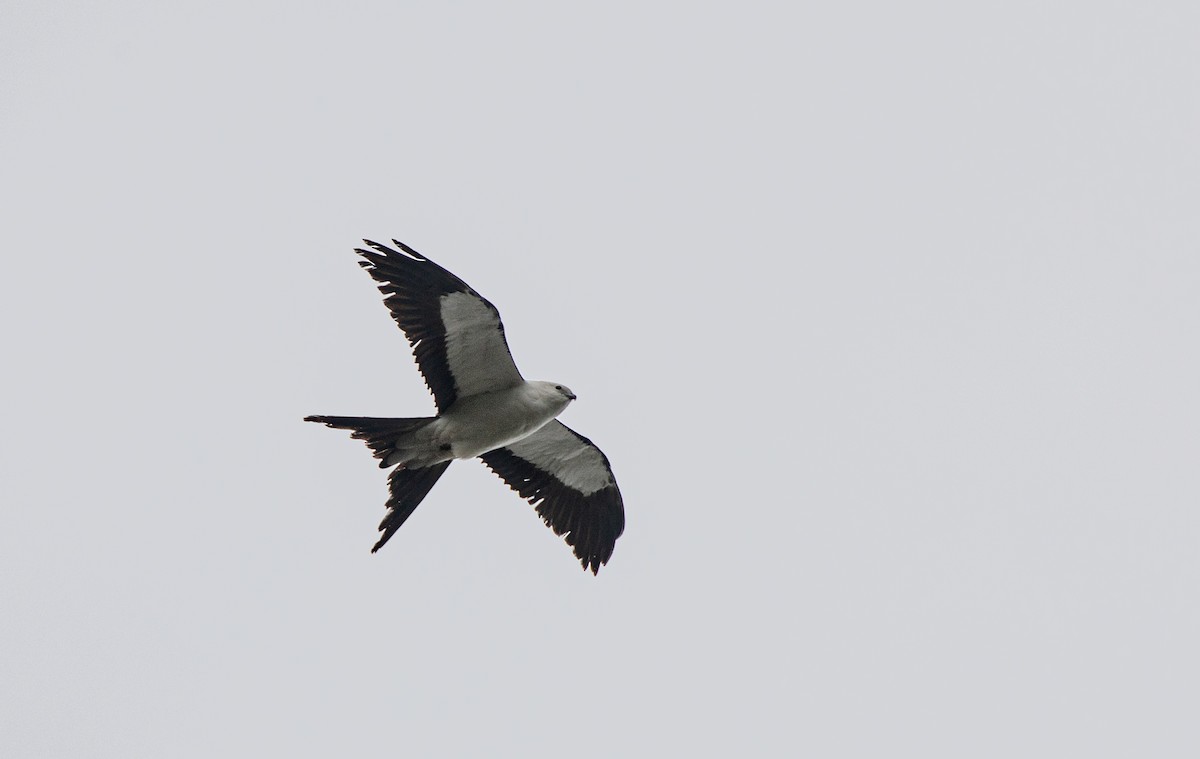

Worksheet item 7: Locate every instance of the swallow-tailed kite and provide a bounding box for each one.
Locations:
[306,240,625,574]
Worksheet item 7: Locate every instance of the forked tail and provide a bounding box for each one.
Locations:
[305,414,451,552]
[373,462,451,552]
[304,415,435,468]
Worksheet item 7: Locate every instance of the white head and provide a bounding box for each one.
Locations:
[551,382,577,402]
[531,380,577,413]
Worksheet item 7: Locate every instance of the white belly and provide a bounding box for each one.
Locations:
[436,383,569,459]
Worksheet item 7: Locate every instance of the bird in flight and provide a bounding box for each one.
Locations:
[306,240,625,574]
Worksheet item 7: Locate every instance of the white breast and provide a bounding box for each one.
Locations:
[437,382,569,459]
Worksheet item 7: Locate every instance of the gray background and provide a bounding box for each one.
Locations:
[3,2,1197,756]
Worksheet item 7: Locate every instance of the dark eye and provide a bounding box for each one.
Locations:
[555,385,563,390]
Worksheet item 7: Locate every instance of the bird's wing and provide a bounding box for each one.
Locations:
[355,239,524,411]
[479,420,625,574]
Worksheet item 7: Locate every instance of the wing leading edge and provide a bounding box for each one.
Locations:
[480,421,625,574]
[355,240,524,410]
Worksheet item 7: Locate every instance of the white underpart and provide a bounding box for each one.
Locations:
[505,422,614,496]
[435,381,571,460]
[440,292,524,398]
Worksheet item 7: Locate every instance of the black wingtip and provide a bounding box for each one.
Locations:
[585,555,604,575]
[358,238,424,263]
[361,239,395,259]
[391,239,425,259]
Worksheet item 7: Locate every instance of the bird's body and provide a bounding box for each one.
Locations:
[306,240,624,573]
[432,381,576,461]
[369,381,575,468]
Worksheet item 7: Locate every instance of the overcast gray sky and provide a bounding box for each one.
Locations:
[3,2,1198,756]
